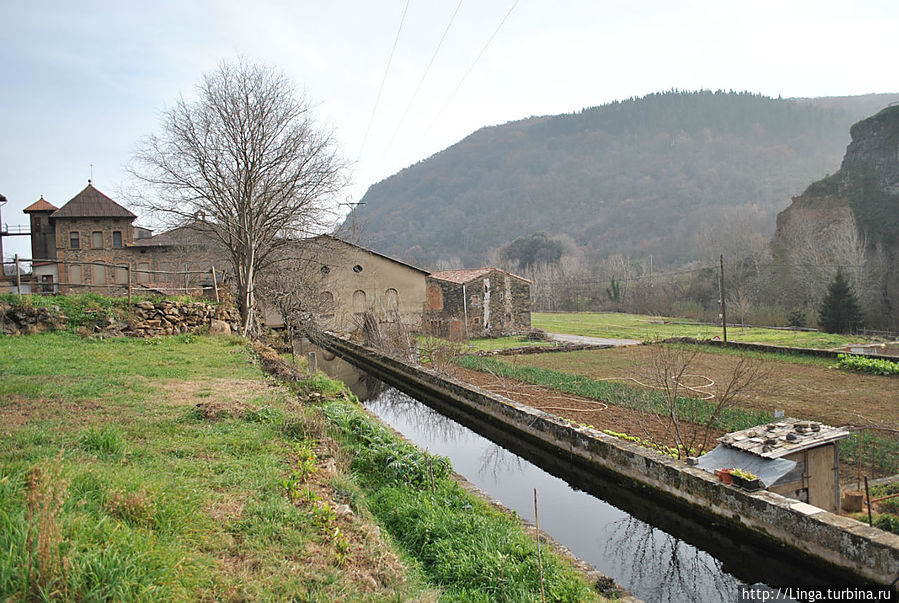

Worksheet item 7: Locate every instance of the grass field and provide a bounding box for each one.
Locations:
[533,312,866,349]
[0,332,598,601]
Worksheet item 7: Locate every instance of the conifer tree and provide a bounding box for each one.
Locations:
[818,269,864,334]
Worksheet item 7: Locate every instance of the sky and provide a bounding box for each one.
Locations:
[2,0,897,260]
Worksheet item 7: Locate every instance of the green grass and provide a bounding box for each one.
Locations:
[533,311,866,349]
[1,332,600,601]
[0,333,423,600]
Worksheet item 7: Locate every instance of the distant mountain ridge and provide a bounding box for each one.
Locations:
[352,90,899,269]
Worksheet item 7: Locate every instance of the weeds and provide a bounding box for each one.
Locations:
[24,461,70,600]
[79,425,126,459]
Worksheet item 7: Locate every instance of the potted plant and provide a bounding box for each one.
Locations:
[714,468,733,485]
[730,468,763,491]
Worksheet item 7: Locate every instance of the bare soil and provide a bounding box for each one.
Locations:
[494,346,899,430]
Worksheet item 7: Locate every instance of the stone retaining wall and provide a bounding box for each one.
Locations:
[0,300,240,337]
[315,332,899,585]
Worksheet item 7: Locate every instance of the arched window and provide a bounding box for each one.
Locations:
[319,291,335,320]
[352,290,367,314]
[385,288,399,313]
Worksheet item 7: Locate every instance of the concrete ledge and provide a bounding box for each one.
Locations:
[315,333,899,585]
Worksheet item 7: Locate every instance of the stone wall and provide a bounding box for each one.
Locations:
[0,300,239,338]
[314,332,899,585]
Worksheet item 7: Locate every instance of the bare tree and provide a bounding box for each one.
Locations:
[129,58,348,334]
[634,343,772,458]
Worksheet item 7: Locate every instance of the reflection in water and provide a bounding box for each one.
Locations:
[365,387,736,602]
[601,515,733,602]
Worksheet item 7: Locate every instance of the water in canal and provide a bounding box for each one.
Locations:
[311,349,830,601]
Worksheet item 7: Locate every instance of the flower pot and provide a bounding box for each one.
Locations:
[715,468,732,485]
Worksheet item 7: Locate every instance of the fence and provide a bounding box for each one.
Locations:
[1,255,226,303]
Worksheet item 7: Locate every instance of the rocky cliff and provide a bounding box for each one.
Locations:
[774,104,899,328]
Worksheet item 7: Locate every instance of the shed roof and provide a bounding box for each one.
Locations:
[717,418,849,459]
[51,183,136,220]
[430,267,532,285]
[23,196,58,213]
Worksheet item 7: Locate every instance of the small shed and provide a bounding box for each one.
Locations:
[697,418,850,513]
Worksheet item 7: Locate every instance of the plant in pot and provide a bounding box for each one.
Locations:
[714,468,733,485]
[730,468,763,491]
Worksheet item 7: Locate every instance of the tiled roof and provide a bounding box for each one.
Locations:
[51,183,136,219]
[430,268,494,284]
[717,418,849,459]
[429,267,532,285]
[23,196,58,212]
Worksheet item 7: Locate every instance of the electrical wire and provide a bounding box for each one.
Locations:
[359,0,412,158]
[385,0,464,152]
[420,0,520,141]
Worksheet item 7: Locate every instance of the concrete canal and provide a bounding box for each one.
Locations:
[312,348,836,601]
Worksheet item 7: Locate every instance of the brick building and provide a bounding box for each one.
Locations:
[424,268,531,339]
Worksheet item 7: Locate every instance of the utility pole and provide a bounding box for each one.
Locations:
[718,254,728,344]
[338,200,366,242]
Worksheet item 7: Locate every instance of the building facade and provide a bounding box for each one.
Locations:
[424,268,531,339]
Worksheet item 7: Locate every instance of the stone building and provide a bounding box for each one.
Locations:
[424,268,531,339]
[261,235,430,333]
[20,182,220,295]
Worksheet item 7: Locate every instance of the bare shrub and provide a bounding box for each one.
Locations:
[634,343,772,457]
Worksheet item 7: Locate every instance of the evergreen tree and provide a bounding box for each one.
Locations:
[818,270,864,334]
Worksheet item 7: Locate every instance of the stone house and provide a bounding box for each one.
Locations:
[424,268,531,339]
[21,183,221,295]
[261,235,430,333]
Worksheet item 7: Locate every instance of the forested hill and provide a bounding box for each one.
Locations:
[353,90,899,268]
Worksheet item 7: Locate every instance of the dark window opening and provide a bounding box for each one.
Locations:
[353,264,363,273]
[113,231,123,248]
[321,265,331,275]
[69,232,80,249]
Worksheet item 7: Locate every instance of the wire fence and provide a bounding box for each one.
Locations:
[1,255,226,303]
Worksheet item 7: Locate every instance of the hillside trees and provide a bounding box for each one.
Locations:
[130,58,347,334]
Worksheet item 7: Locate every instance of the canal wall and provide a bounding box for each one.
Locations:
[314,332,899,585]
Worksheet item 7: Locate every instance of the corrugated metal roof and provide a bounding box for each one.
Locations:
[51,183,136,219]
[23,196,58,212]
[717,418,850,459]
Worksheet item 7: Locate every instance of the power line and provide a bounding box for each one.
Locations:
[359,0,412,158]
[386,0,464,152]
[420,0,520,141]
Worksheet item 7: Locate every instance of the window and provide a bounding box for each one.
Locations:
[92,264,107,285]
[320,291,335,318]
[69,264,82,284]
[385,288,399,313]
[91,231,103,249]
[320,265,331,275]
[137,262,150,284]
[352,264,363,273]
[115,266,128,284]
[69,232,80,249]
[112,231,123,248]
[33,218,41,233]
[352,290,367,313]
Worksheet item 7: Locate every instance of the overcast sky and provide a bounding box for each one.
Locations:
[1,0,897,259]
